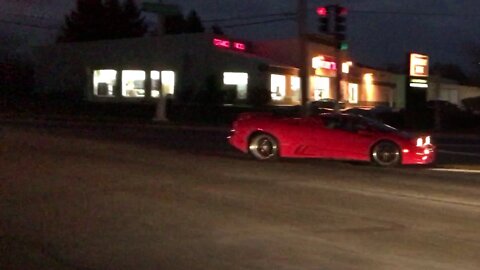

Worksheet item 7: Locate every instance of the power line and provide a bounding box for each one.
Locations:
[204,8,480,30]
[204,12,295,23]
[349,9,480,18]
[222,17,295,29]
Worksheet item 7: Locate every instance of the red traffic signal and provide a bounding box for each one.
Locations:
[337,6,347,16]
[316,7,328,17]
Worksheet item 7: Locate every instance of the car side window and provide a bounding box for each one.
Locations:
[322,115,361,132]
[321,115,339,129]
[339,117,356,132]
[352,117,369,131]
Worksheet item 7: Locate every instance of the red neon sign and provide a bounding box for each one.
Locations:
[213,38,247,52]
[233,42,246,51]
[213,38,230,48]
[312,56,337,70]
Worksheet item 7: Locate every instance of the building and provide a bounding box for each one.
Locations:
[33,33,407,109]
[428,76,480,108]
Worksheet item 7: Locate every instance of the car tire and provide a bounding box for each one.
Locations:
[249,133,279,161]
[371,141,401,167]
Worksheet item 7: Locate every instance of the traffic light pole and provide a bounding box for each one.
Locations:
[334,43,342,112]
[317,4,347,112]
[297,0,310,116]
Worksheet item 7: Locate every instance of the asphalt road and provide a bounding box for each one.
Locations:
[1,123,480,270]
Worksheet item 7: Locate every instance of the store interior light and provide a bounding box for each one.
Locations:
[342,61,353,74]
[364,73,373,83]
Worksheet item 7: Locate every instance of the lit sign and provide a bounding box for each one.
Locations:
[409,82,428,88]
[312,56,337,70]
[233,42,246,50]
[409,53,429,77]
[213,38,247,52]
[213,38,230,48]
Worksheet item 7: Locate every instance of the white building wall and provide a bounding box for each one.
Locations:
[428,82,480,106]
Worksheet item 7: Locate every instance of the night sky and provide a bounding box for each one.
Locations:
[1,0,480,74]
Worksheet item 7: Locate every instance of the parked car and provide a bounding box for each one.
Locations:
[228,112,435,166]
[309,99,345,112]
[342,106,393,119]
[426,100,462,112]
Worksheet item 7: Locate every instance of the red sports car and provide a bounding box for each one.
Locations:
[228,112,435,166]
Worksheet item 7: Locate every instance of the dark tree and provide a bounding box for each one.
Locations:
[57,0,106,42]
[164,14,186,34]
[104,0,123,39]
[57,0,147,42]
[431,63,469,84]
[121,0,148,37]
[211,24,224,35]
[164,10,205,34]
[185,10,205,33]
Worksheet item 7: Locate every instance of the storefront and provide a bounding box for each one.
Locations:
[34,33,403,109]
[254,34,402,108]
[34,34,283,105]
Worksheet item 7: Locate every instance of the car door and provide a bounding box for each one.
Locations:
[317,115,373,160]
[275,117,318,157]
[307,115,346,158]
[333,116,375,160]
[302,116,336,157]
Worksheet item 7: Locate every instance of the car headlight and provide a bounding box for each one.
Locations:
[416,138,423,147]
[425,136,431,145]
[416,136,432,147]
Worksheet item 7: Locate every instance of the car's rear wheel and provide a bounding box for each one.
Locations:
[249,133,279,160]
[371,141,401,167]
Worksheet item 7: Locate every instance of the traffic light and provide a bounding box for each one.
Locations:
[317,6,329,33]
[334,5,347,40]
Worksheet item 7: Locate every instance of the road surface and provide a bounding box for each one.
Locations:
[1,124,479,270]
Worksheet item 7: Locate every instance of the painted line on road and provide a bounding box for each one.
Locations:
[438,150,480,158]
[428,168,480,174]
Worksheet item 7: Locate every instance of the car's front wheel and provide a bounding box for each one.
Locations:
[371,141,401,167]
[249,133,279,160]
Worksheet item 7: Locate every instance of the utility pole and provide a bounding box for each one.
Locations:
[297,0,310,116]
[317,4,347,112]
[333,5,347,112]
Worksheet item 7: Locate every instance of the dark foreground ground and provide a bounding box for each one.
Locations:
[1,122,479,270]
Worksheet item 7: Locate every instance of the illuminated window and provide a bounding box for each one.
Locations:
[271,74,286,101]
[342,61,353,74]
[122,70,145,97]
[348,83,358,104]
[223,72,248,100]
[291,76,301,103]
[364,73,374,101]
[364,73,374,83]
[162,71,175,96]
[313,76,330,100]
[151,71,160,98]
[93,69,117,97]
[151,70,175,98]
